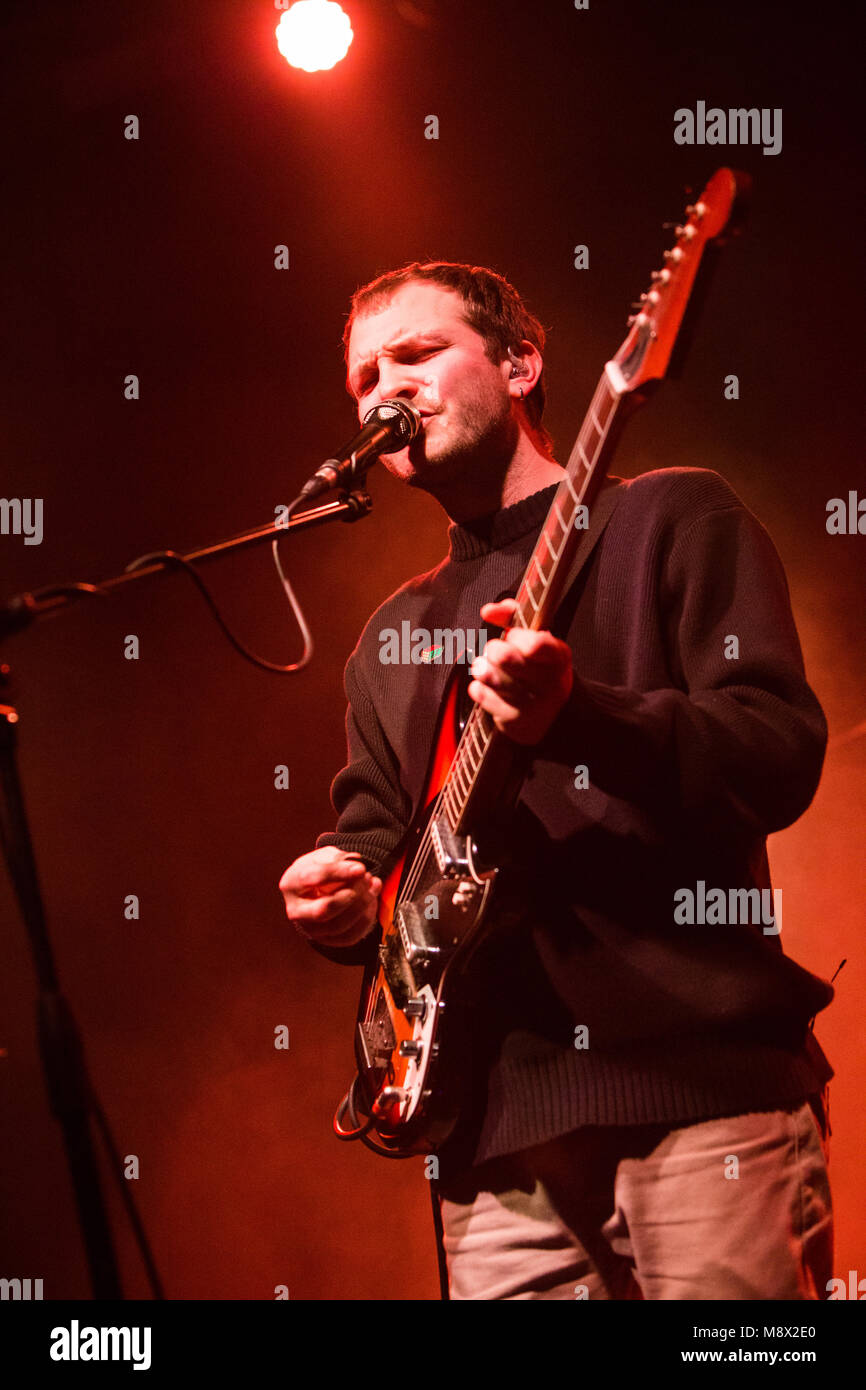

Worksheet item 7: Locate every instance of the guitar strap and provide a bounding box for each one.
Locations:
[490,475,626,619]
[530,472,625,650]
[552,474,626,627]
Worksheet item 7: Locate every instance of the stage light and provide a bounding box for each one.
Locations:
[275,1,354,73]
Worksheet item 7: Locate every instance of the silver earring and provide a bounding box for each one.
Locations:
[518,386,525,399]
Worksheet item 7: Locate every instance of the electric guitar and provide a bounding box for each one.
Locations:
[335,167,750,1157]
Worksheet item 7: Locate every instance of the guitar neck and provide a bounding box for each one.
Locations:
[443,363,629,838]
[509,363,627,634]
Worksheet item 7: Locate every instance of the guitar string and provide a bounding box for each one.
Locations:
[398,375,616,904]
[397,375,616,909]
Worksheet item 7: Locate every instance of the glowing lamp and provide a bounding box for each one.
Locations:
[275,1,354,73]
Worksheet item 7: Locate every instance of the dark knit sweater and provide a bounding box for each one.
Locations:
[313,467,834,1172]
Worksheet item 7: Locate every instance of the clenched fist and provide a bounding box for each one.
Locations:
[279,846,382,948]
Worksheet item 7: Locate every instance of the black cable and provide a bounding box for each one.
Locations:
[22,495,327,670]
[333,1079,377,1141]
[334,1074,418,1159]
[359,1131,417,1160]
[124,501,313,673]
[20,509,314,670]
[429,1177,450,1301]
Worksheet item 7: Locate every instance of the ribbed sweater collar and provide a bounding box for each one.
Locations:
[447,483,559,561]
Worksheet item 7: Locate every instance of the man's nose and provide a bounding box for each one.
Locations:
[373,361,422,406]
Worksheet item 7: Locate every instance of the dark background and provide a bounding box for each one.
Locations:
[1,0,862,1300]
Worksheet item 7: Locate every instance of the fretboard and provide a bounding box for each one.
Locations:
[440,365,624,836]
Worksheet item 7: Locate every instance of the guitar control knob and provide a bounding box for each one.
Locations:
[398,1040,423,1059]
[404,998,427,1020]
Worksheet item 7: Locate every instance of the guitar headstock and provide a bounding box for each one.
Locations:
[609,167,751,394]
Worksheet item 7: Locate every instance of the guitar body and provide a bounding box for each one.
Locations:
[352,665,501,1155]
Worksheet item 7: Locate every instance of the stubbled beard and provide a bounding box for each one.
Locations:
[401,391,518,493]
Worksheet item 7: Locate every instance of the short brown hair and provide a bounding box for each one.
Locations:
[343,260,554,456]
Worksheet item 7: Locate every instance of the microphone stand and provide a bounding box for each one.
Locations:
[0,487,373,1298]
[1,490,372,632]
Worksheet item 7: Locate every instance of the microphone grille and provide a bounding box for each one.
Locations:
[363,399,422,447]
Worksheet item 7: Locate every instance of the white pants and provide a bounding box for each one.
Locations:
[437,1100,832,1300]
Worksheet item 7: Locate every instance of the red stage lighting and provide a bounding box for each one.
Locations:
[275,1,354,73]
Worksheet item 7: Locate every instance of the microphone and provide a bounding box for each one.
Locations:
[299,399,423,499]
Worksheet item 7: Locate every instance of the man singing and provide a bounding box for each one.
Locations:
[279,261,834,1300]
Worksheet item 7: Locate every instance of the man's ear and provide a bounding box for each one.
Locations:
[504,341,542,395]
[506,348,529,379]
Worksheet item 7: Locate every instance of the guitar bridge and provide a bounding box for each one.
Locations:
[358,988,396,1072]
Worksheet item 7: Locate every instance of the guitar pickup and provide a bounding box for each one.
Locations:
[394,899,443,970]
[378,931,414,1008]
[430,817,470,877]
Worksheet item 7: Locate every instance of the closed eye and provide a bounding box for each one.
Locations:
[354,343,447,398]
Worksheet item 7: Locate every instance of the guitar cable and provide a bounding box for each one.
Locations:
[336,1084,451,1296]
[334,1076,417,1159]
